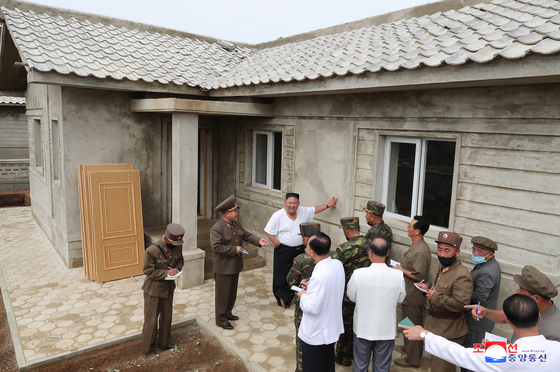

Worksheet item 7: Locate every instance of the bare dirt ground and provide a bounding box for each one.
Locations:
[0,291,248,372]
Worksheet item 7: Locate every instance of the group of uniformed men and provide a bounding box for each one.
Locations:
[140,192,560,372]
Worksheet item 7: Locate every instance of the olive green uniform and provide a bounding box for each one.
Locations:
[332,235,370,366]
[286,253,316,372]
[424,259,473,372]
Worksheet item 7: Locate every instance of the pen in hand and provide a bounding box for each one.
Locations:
[477,301,480,321]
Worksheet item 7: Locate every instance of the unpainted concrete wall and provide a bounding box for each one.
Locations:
[229,83,560,338]
[61,87,155,267]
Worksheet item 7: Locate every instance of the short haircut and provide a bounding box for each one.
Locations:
[503,294,540,329]
[412,215,430,236]
[309,232,331,256]
[369,238,389,257]
[286,193,300,200]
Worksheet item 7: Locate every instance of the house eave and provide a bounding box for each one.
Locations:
[27,70,209,96]
[209,53,560,98]
[130,97,274,117]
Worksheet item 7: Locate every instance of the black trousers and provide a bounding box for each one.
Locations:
[302,340,336,372]
[273,243,304,306]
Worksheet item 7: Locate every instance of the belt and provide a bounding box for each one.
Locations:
[427,308,464,320]
[280,244,304,249]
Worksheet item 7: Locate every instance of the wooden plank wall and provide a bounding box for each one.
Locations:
[354,124,560,278]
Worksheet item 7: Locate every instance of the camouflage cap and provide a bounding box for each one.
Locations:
[435,231,463,249]
[514,265,558,298]
[339,217,359,229]
[214,195,238,213]
[165,223,185,246]
[363,200,385,217]
[471,236,498,251]
[298,223,320,237]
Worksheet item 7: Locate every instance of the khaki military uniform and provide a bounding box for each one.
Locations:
[141,239,184,354]
[401,239,431,367]
[331,235,370,366]
[210,218,261,326]
[287,253,316,372]
[425,259,473,372]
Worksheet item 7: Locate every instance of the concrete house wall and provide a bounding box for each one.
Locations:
[231,83,560,311]
[26,84,156,267]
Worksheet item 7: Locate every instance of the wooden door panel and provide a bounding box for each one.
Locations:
[78,164,132,280]
[89,170,144,283]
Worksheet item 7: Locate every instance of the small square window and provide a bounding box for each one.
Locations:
[252,130,282,191]
[382,137,456,228]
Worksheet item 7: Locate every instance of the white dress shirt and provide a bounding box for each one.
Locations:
[425,333,560,371]
[298,257,345,345]
[347,263,406,341]
[264,206,315,247]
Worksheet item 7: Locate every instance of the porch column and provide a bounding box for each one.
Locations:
[172,112,205,289]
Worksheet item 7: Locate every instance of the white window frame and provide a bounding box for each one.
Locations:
[381,136,455,228]
[252,130,282,191]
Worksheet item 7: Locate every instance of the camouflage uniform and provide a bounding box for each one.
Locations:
[332,234,370,366]
[364,220,393,243]
[286,253,315,372]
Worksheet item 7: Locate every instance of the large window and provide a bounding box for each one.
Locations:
[252,130,282,191]
[382,137,456,228]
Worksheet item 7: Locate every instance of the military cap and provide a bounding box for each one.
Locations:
[298,223,320,237]
[165,223,185,246]
[363,200,385,217]
[214,195,238,213]
[435,231,463,249]
[471,236,498,251]
[339,217,359,229]
[514,265,558,298]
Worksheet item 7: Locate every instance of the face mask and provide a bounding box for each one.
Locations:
[165,242,175,249]
[472,254,487,264]
[438,255,457,267]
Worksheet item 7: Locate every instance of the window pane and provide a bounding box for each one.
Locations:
[422,141,455,227]
[387,142,415,216]
[272,132,282,190]
[255,133,268,185]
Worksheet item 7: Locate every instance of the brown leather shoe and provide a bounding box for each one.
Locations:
[394,358,419,368]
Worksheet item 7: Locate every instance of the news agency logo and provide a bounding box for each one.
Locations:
[473,342,515,363]
[473,342,548,363]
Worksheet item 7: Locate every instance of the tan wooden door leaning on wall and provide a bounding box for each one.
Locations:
[78,163,132,281]
[88,170,144,283]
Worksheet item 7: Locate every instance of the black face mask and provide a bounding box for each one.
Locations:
[438,255,457,267]
[165,242,175,249]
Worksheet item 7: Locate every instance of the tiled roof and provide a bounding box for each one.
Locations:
[211,0,560,89]
[3,0,560,92]
[0,96,25,105]
[2,7,251,90]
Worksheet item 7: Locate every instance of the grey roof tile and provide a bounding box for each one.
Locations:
[4,0,560,91]
[0,96,26,105]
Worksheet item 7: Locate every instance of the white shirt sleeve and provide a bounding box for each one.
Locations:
[264,211,279,235]
[398,274,406,304]
[300,277,325,316]
[347,273,357,303]
[425,332,500,372]
[302,206,315,222]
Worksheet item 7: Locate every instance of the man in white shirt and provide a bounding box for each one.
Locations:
[400,294,560,372]
[297,232,345,372]
[347,238,406,372]
[265,192,337,308]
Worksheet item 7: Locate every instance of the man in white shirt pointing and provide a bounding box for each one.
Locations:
[400,294,560,372]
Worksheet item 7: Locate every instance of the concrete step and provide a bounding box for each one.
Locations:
[0,189,30,207]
